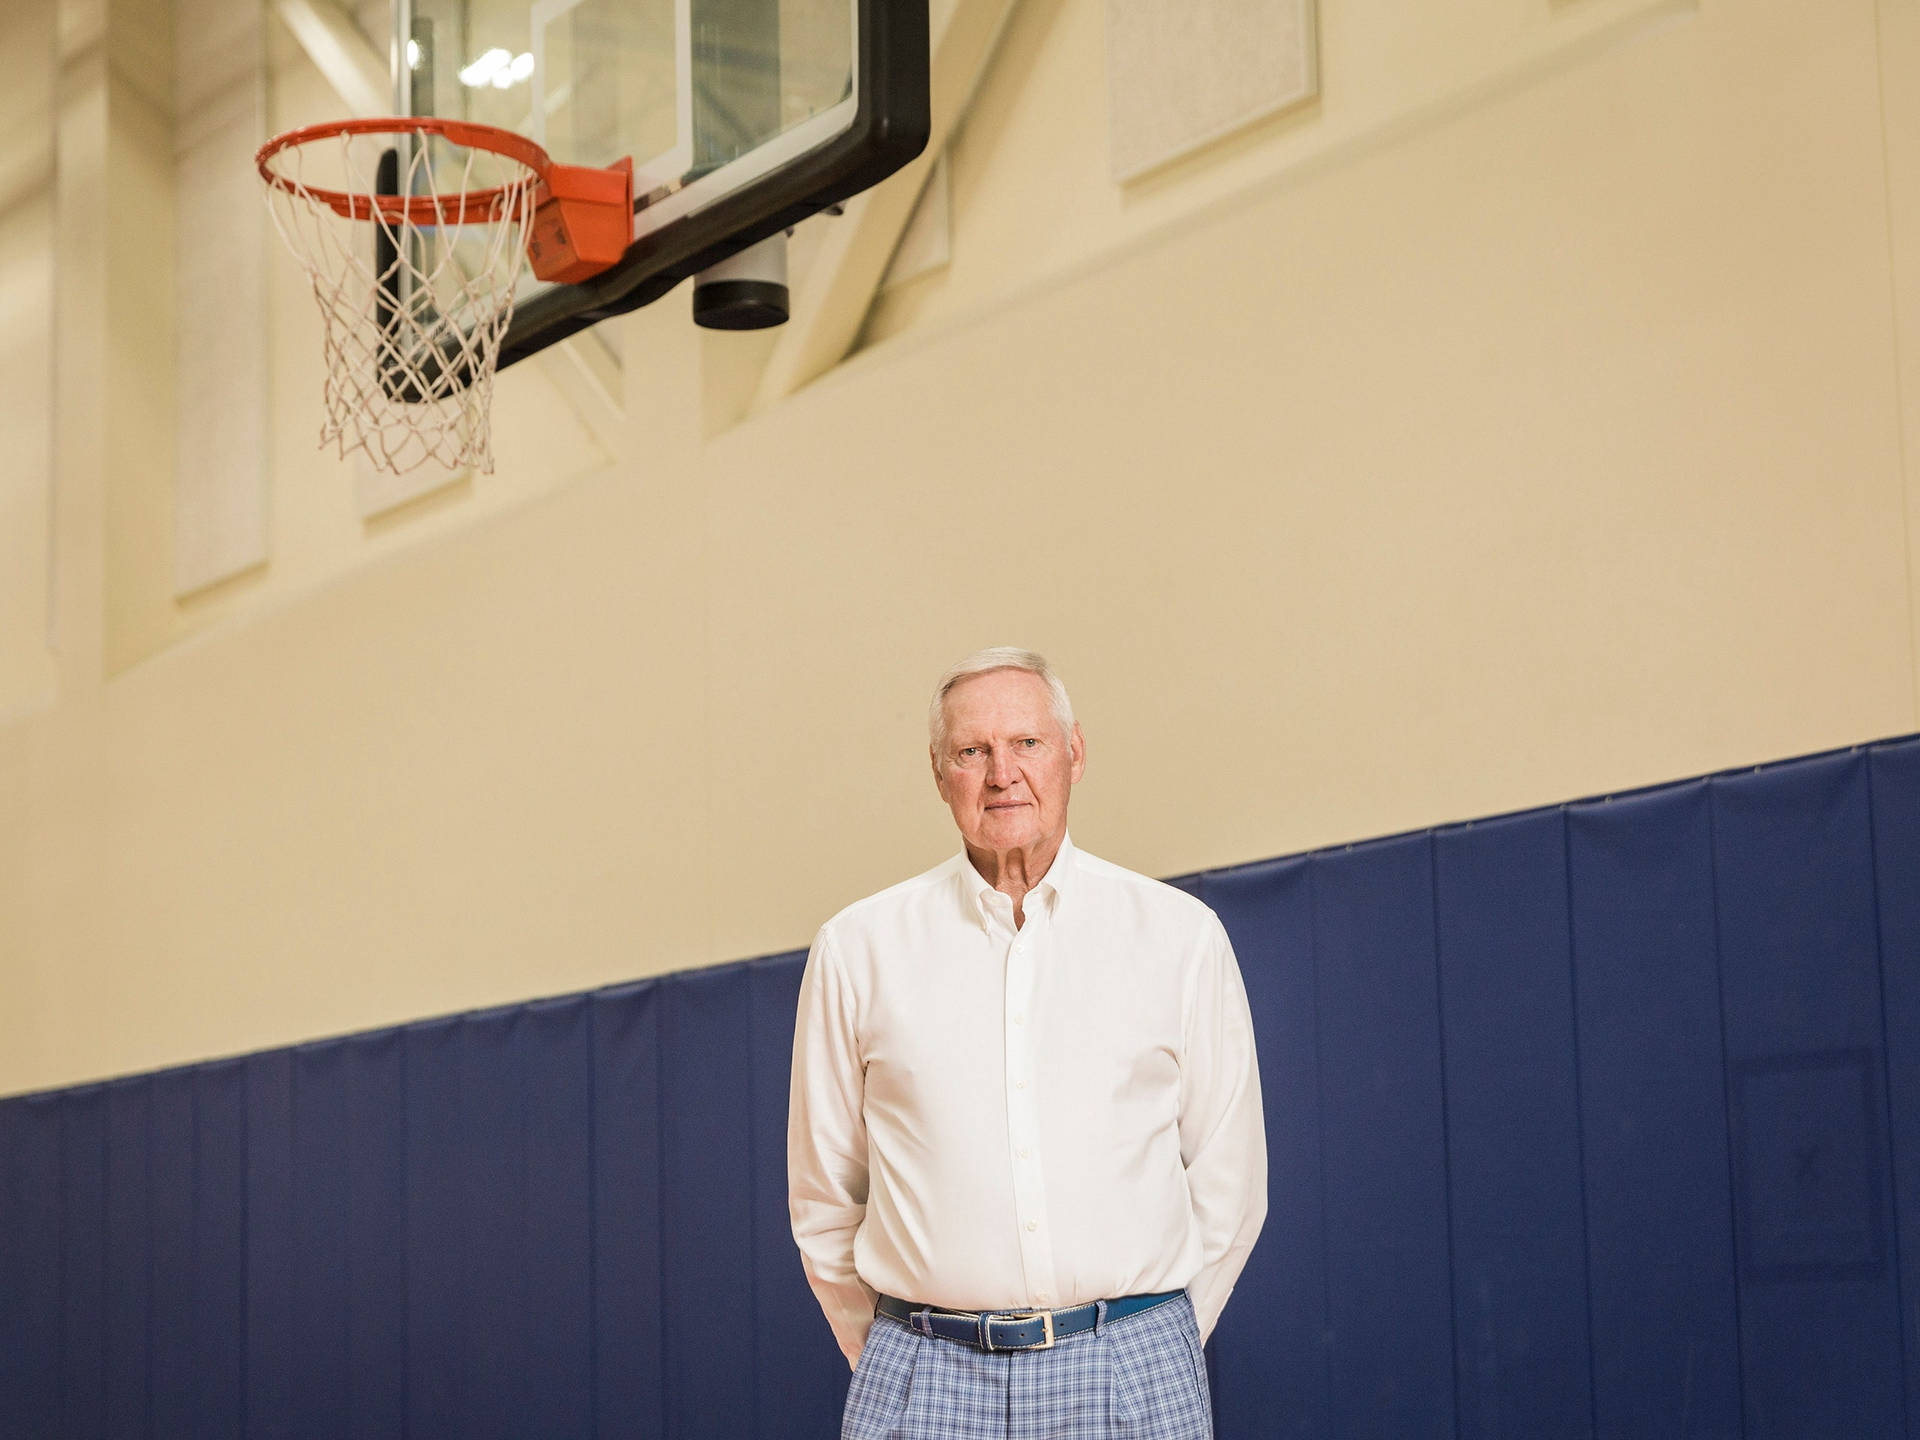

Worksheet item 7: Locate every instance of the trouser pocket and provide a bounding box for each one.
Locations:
[841,1319,923,1440]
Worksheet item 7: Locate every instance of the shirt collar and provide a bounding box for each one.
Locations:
[958,831,1078,927]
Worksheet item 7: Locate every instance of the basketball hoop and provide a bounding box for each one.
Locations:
[257,117,632,475]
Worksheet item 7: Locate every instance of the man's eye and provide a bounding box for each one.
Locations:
[1020,738,1039,747]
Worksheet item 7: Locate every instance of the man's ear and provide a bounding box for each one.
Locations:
[1068,723,1086,784]
[931,747,950,802]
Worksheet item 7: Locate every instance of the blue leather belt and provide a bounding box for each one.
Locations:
[875,1290,1183,1353]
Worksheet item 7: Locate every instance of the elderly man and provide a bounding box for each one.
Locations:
[788,648,1267,1440]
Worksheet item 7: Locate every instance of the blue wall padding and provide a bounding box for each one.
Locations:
[748,954,848,1437]
[246,1048,295,1440]
[1567,782,1743,1439]
[343,1032,408,1440]
[148,1072,194,1440]
[1313,836,1457,1436]
[661,967,758,1440]
[1713,757,1906,1437]
[104,1079,149,1440]
[291,1040,353,1440]
[4,734,1920,1439]
[1875,741,1920,1433]
[1199,856,1327,1440]
[588,981,666,1437]
[60,1086,106,1440]
[1434,811,1594,1440]
[1,1097,61,1440]
[524,998,597,1440]
[199,1062,249,1440]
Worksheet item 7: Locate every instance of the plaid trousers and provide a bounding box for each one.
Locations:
[840,1292,1214,1440]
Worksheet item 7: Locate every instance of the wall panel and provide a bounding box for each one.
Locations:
[1313,835,1456,1437]
[749,952,849,1436]
[148,1071,196,1440]
[660,964,758,1440]
[60,1087,107,1440]
[591,981,666,1438]
[524,996,598,1439]
[1567,783,1743,1439]
[1874,738,1920,1434]
[0,1097,61,1440]
[247,1050,297,1438]
[402,1018,471,1438]
[194,1061,249,1440]
[291,1041,355,1439]
[1200,857,1328,1440]
[1712,756,1906,1438]
[342,1031,408,1440]
[1434,812,1593,1440]
[171,0,267,596]
[457,1008,534,1440]
[0,735,1916,1438]
[102,1079,150,1440]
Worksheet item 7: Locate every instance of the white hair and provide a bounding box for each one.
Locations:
[928,647,1076,760]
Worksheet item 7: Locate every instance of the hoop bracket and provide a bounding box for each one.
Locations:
[529,157,635,284]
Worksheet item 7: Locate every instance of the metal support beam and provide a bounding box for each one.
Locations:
[273,0,387,118]
[749,0,1016,413]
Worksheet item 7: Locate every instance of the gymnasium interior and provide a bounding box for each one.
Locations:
[3,0,1920,1434]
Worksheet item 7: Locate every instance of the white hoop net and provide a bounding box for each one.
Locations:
[262,128,540,475]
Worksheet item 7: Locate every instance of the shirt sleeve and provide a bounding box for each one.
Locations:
[1178,914,1268,1345]
[787,923,878,1367]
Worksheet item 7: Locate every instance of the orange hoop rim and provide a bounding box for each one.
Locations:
[256,117,553,225]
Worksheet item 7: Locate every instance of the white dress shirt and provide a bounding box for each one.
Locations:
[787,834,1267,1366]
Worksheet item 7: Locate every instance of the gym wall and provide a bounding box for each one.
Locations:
[4,735,1916,1437]
[1,0,1918,1100]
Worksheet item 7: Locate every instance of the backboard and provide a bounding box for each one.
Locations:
[393,0,928,366]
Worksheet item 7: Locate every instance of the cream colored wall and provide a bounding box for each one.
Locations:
[2,0,1917,1096]
[1882,0,1920,680]
[0,0,58,723]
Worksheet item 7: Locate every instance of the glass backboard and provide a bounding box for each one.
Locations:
[392,0,928,367]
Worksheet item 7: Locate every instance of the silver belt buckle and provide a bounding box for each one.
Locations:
[988,1309,1055,1351]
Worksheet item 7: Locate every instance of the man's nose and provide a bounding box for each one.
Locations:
[986,749,1019,787]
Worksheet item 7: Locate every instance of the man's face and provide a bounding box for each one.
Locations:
[932,669,1085,856]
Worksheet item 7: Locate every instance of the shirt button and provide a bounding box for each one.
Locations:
[1025,1219,1038,1232]
[1017,1147,1031,1159]
[1037,1291,1051,1304]
[1012,1011,1026,1025]
[1014,1079,1026,1090]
